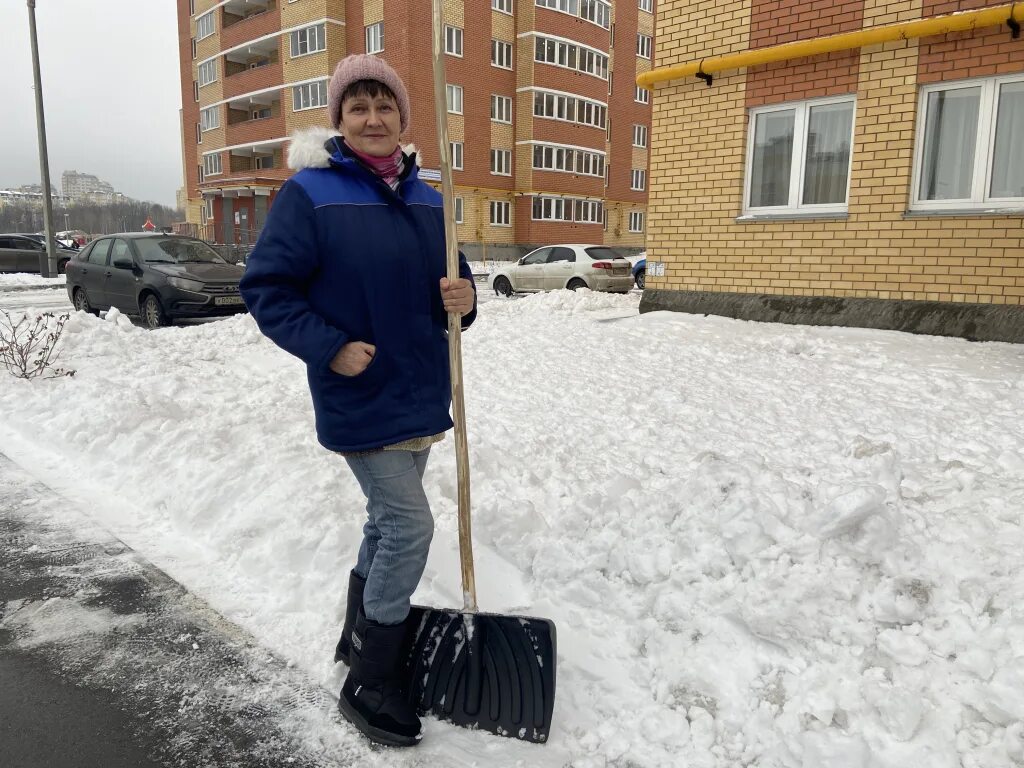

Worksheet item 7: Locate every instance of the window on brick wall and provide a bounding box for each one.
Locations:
[491,94,513,123]
[365,22,384,54]
[745,96,855,215]
[638,0,653,12]
[490,200,511,226]
[291,24,326,57]
[445,25,464,57]
[912,75,1024,211]
[492,0,513,12]
[198,60,217,87]
[293,80,328,111]
[450,142,464,170]
[636,34,651,60]
[196,11,214,40]
[629,211,644,232]
[633,124,647,148]
[630,169,646,191]
[491,39,513,69]
[203,153,222,177]
[491,149,512,176]
[634,85,649,104]
[454,196,464,223]
[446,84,463,115]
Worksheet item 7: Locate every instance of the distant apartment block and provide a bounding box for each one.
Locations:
[61,171,125,204]
[176,0,654,253]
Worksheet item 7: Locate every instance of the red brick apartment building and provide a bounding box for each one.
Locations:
[640,1,1024,342]
[176,0,655,257]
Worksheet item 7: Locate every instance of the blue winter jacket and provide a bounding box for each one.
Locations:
[240,135,477,453]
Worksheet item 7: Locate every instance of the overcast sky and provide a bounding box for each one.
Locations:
[0,1,183,208]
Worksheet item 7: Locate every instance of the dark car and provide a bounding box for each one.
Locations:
[65,233,246,329]
[0,233,75,274]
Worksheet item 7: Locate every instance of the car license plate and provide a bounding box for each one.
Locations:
[214,295,244,306]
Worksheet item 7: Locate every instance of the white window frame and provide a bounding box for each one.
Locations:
[491,94,513,124]
[743,95,856,216]
[531,196,572,222]
[200,106,220,132]
[629,211,645,232]
[492,0,513,13]
[198,60,217,87]
[491,149,512,176]
[454,196,464,223]
[633,124,648,148]
[196,11,215,40]
[203,153,223,177]
[532,89,607,130]
[451,142,464,170]
[365,22,384,54]
[534,35,608,81]
[531,142,606,178]
[204,198,214,221]
[196,123,203,145]
[580,0,611,30]
[291,23,326,57]
[490,200,511,226]
[445,25,464,57]
[637,34,652,60]
[574,198,603,223]
[638,0,653,12]
[635,85,649,104]
[491,39,513,69]
[446,84,464,115]
[193,81,200,102]
[630,169,646,191]
[911,74,1024,212]
[292,80,329,111]
[191,37,197,60]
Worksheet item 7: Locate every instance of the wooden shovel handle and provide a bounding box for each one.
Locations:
[431,0,477,613]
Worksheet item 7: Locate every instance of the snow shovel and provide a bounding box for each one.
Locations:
[395,0,558,744]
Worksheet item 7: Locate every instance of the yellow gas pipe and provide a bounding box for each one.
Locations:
[637,3,1024,89]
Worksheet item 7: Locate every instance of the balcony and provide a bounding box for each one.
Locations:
[220,1,280,51]
[223,60,283,100]
[226,113,285,147]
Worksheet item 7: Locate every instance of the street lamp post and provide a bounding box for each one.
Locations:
[27,0,56,278]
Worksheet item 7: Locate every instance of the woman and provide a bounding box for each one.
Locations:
[240,54,477,748]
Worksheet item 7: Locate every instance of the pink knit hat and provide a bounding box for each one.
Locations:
[328,54,411,133]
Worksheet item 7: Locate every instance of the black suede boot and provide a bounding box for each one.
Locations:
[338,609,421,747]
[334,570,366,665]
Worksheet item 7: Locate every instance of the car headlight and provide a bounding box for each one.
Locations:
[167,277,204,292]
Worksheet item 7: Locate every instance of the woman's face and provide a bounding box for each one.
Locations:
[338,90,401,157]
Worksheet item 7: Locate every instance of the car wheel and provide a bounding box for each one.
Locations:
[566,278,588,291]
[141,294,170,329]
[493,275,514,297]
[635,269,645,290]
[72,287,99,316]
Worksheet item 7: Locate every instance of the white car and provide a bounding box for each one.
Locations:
[488,244,634,296]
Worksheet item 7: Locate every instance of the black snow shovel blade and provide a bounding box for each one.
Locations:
[403,606,556,744]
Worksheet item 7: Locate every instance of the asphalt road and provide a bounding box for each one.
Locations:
[0,453,364,768]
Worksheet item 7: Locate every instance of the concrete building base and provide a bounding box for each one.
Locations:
[639,289,1024,344]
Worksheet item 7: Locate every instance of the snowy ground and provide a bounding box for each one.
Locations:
[1,285,1023,768]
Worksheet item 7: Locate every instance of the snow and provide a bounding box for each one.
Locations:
[1,289,1024,767]
[0,273,66,289]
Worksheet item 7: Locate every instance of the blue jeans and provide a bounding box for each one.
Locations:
[344,448,433,625]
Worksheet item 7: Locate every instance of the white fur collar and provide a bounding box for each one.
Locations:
[286,127,420,171]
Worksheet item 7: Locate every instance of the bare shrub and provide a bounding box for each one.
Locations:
[0,311,76,379]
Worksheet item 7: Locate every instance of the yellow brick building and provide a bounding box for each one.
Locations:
[639,0,1024,342]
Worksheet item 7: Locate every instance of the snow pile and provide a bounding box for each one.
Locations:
[0,273,66,289]
[1,292,1023,767]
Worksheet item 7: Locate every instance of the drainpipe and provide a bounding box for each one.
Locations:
[638,3,1024,88]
